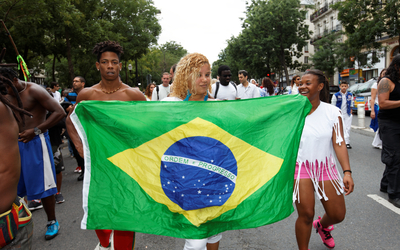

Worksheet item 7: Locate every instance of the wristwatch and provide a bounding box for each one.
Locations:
[34,127,42,135]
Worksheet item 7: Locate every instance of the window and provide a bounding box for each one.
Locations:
[304,44,309,53]
[304,56,309,64]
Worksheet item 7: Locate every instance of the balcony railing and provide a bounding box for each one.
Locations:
[310,24,343,44]
[310,0,339,22]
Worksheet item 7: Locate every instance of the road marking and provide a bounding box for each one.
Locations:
[368,194,400,215]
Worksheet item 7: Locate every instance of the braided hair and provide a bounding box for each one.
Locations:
[303,69,330,103]
[0,68,33,126]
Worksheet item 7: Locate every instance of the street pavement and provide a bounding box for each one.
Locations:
[30,114,399,250]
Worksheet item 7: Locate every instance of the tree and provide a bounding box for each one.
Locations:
[101,0,161,86]
[333,0,399,61]
[310,32,348,84]
[243,0,311,86]
[212,0,311,86]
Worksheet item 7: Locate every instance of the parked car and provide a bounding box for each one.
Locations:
[349,78,377,114]
[329,85,340,103]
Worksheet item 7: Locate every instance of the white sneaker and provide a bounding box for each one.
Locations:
[94,242,110,250]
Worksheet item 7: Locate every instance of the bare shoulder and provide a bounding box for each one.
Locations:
[27,82,51,97]
[76,85,101,102]
[378,78,393,95]
[125,87,146,101]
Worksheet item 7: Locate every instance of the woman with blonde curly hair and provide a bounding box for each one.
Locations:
[162,53,221,250]
[163,53,212,101]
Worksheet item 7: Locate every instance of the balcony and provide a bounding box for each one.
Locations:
[310,1,339,22]
[310,24,343,44]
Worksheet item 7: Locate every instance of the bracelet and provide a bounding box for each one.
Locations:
[343,170,352,174]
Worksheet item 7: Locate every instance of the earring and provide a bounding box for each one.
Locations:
[97,69,99,71]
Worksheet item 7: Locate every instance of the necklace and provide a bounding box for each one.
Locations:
[99,81,122,94]
[19,82,27,93]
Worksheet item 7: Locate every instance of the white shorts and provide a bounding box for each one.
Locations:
[183,234,222,250]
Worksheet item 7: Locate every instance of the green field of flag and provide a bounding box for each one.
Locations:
[71,95,311,239]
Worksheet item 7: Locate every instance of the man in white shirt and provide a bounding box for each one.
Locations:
[331,80,353,148]
[50,82,61,102]
[211,65,238,100]
[151,72,171,101]
[237,70,261,99]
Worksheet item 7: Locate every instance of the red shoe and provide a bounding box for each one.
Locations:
[313,216,335,249]
[74,166,82,173]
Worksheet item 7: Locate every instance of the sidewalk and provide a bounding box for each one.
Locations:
[351,124,375,137]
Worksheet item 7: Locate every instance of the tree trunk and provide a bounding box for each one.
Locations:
[135,57,139,87]
[65,29,75,82]
[125,61,128,84]
[52,53,56,81]
[279,45,290,87]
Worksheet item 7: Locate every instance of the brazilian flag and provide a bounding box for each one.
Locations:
[71,95,311,239]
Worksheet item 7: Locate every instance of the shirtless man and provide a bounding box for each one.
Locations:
[1,67,66,240]
[66,40,145,250]
[0,72,33,248]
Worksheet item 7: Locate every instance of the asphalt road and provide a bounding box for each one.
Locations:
[30,127,399,250]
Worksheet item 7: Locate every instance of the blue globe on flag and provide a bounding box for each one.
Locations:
[160,136,237,211]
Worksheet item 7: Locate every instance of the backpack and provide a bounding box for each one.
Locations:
[214,81,237,99]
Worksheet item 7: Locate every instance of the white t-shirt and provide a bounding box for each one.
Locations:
[291,85,299,95]
[237,82,261,99]
[294,102,344,202]
[211,82,238,100]
[52,91,61,102]
[371,82,378,105]
[151,84,170,101]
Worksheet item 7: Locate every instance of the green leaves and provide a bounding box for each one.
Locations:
[211,0,311,84]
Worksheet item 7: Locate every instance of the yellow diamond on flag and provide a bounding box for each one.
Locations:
[108,117,283,227]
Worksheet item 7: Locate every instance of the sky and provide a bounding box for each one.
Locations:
[152,0,248,65]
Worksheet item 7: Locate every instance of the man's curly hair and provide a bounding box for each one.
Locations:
[92,40,124,62]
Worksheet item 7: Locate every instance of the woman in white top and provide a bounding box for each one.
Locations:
[289,75,300,95]
[162,53,221,250]
[144,83,156,101]
[370,69,386,149]
[294,70,354,250]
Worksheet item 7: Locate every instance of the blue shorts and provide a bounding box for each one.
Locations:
[17,131,57,200]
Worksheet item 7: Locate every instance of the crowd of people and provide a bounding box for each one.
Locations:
[1,38,399,250]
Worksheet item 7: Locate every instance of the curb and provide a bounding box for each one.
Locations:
[351,125,375,137]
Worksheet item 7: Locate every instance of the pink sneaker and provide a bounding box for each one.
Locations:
[313,216,335,249]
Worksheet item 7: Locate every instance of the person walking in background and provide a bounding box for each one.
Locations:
[65,76,85,104]
[370,69,386,149]
[331,80,353,149]
[66,76,86,180]
[289,75,300,95]
[260,77,275,97]
[145,83,156,101]
[50,82,61,102]
[151,72,171,101]
[377,55,400,208]
[237,70,260,99]
[211,65,238,100]
[162,52,221,250]
[294,70,354,250]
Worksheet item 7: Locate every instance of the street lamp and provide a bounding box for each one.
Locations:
[128,63,132,86]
